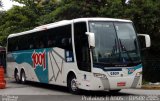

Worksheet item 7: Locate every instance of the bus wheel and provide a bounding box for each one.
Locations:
[109,89,121,93]
[67,75,79,94]
[20,70,26,84]
[14,70,20,83]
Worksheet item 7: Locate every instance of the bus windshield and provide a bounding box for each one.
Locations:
[89,21,141,67]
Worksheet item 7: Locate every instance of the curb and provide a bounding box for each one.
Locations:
[141,85,160,90]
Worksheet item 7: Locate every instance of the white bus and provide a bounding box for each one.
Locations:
[7,18,151,94]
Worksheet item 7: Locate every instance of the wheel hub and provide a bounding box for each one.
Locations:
[71,79,78,91]
[22,73,25,81]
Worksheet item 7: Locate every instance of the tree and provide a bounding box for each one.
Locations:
[0,6,38,46]
[0,0,160,50]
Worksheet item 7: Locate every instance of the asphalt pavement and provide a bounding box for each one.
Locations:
[0,78,160,101]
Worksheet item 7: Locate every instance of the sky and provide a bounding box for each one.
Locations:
[125,0,130,4]
[0,0,24,11]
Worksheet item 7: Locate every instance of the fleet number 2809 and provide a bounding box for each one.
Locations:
[110,72,119,75]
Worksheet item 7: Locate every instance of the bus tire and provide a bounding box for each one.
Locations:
[14,69,20,83]
[20,70,26,84]
[67,75,79,94]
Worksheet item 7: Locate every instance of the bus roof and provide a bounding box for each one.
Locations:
[8,17,132,38]
[73,17,132,23]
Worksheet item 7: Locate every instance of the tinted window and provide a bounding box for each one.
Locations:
[8,37,19,52]
[47,25,72,50]
[8,24,72,52]
[74,22,91,72]
[18,35,29,50]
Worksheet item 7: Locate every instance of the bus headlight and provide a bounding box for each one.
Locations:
[136,71,142,76]
[93,73,106,79]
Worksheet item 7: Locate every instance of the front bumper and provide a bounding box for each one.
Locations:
[78,75,142,91]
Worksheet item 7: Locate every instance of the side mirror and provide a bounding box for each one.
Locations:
[138,34,151,49]
[85,32,95,48]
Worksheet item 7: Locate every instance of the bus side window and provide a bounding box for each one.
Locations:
[13,38,19,51]
[28,35,35,49]
[47,36,55,48]
[61,38,70,47]
[35,41,39,49]
[47,40,52,47]
[30,44,33,49]
[47,25,72,51]
[40,41,44,48]
[15,46,19,51]
[40,31,47,49]
[18,35,29,50]
[8,37,18,52]
[47,30,55,48]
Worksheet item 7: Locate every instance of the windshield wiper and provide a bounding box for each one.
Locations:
[119,39,133,63]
